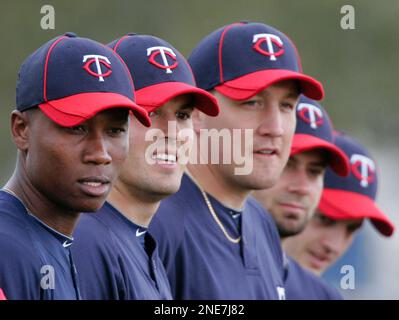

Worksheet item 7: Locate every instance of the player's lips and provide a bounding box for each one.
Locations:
[253,147,279,157]
[307,249,331,270]
[278,202,306,215]
[77,176,111,197]
[151,150,178,166]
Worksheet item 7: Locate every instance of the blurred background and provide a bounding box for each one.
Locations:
[0,0,397,299]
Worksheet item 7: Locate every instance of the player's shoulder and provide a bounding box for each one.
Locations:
[0,193,41,257]
[0,234,42,299]
[0,231,42,297]
[286,257,343,300]
[0,191,30,230]
[0,211,30,239]
[0,231,40,263]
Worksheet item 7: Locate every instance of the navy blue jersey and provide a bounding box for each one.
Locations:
[149,174,286,300]
[0,190,81,300]
[284,255,343,300]
[72,202,172,300]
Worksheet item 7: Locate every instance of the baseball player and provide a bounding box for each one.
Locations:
[0,33,150,300]
[284,131,395,275]
[71,34,219,299]
[253,97,349,299]
[149,21,324,299]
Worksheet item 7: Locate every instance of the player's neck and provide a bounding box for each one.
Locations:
[187,164,249,211]
[4,171,79,237]
[107,181,160,227]
[281,237,300,259]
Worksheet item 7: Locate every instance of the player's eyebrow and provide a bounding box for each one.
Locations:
[285,92,300,99]
[287,155,298,165]
[179,104,195,110]
[260,87,300,100]
[308,159,329,168]
[348,221,363,231]
[289,153,328,168]
[281,85,301,99]
[178,96,196,110]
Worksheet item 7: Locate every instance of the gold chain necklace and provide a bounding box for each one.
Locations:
[185,172,241,244]
[200,190,241,244]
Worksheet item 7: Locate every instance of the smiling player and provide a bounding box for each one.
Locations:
[72,34,219,299]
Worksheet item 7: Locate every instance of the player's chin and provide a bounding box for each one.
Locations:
[278,222,305,238]
[78,203,106,213]
[245,173,279,190]
[154,181,181,198]
[155,166,185,182]
[250,165,283,188]
[309,264,325,276]
[73,197,108,213]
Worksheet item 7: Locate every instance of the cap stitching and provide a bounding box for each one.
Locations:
[43,36,67,101]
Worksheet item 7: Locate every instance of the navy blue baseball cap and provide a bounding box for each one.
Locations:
[188,21,324,101]
[291,96,349,176]
[319,132,394,237]
[108,34,219,116]
[16,32,150,127]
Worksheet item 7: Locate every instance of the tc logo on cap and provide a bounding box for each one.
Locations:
[82,54,112,82]
[147,46,178,73]
[350,154,375,188]
[297,103,324,129]
[252,33,285,61]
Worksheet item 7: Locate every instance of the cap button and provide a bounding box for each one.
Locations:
[127,32,137,36]
[64,32,77,38]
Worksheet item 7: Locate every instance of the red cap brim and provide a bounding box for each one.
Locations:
[319,189,395,237]
[290,134,350,177]
[39,92,151,127]
[136,82,220,116]
[214,69,324,101]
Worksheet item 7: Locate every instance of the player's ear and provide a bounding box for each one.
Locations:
[11,109,32,151]
[191,109,204,134]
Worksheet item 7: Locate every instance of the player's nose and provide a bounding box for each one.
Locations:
[320,225,347,257]
[82,132,112,165]
[257,103,284,138]
[287,169,311,196]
